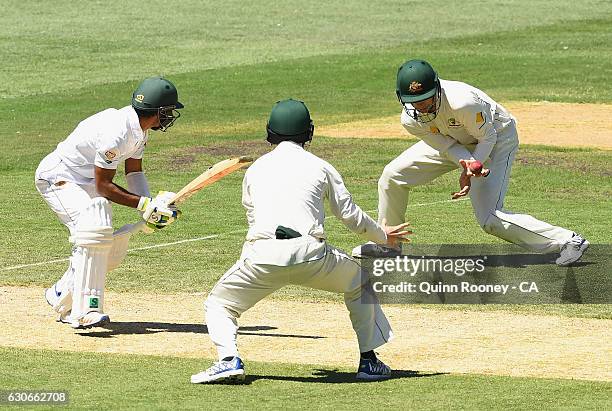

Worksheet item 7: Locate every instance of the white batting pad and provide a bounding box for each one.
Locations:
[50,258,76,316]
[70,197,114,320]
[107,221,147,271]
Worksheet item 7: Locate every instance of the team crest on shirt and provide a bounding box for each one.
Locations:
[448,117,462,127]
[103,149,119,164]
[135,94,145,103]
[408,81,423,93]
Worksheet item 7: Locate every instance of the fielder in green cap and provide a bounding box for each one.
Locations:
[191,99,410,384]
[353,59,588,266]
[35,76,184,330]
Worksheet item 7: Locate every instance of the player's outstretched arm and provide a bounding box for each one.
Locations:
[326,163,412,244]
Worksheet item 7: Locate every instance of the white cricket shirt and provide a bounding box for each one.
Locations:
[242,141,386,243]
[36,106,147,185]
[401,79,515,163]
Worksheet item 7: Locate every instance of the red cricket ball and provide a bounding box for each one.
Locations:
[469,160,483,174]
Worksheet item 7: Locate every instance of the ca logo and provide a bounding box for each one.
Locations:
[135,94,145,103]
[408,81,423,93]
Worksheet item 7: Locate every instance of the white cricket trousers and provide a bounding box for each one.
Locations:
[378,123,574,253]
[35,179,98,235]
[205,236,393,360]
[35,178,98,294]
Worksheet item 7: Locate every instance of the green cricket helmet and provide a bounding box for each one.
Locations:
[131,77,184,131]
[396,59,441,123]
[266,99,314,145]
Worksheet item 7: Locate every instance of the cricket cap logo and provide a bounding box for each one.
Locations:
[408,81,423,93]
[135,94,145,103]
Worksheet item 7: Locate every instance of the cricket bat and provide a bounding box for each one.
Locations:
[169,156,253,205]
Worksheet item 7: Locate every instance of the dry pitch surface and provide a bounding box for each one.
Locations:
[319,102,612,149]
[2,287,610,382]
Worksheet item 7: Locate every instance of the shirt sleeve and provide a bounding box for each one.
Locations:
[460,98,498,162]
[94,147,122,169]
[406,125,472,164]
[94,129,129,170]
[129,141,146,160]
[325,162,387,244]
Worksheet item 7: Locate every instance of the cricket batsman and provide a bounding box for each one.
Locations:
[191,99,410,384]
[35,77,183,329]
[353,59,588,265]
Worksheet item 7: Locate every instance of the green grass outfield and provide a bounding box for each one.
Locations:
[1,1,611,409]
[1,348,610,410]
[2,0,611,98]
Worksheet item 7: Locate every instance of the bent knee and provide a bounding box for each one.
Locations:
[379,164,396,186]
[204,294,224,312]
[205,294,242,318]
[479,212,499,235]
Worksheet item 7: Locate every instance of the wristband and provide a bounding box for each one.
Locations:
[137,196,151,211]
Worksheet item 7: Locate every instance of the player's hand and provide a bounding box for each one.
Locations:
[138,191,181,228]
[459,159,490,178]
[381,218,412,248]
[451,168,472,199]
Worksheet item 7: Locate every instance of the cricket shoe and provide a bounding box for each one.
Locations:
[191,357,245,384]
[57,312,71,324]
[556,234,590,266]
[351,242,401,259]
[356,358,391,381]
[70,311,110,330]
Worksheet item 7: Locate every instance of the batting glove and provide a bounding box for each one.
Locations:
[138,191,181,229]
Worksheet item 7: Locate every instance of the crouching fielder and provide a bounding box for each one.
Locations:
[35,77,183,329]
[191,99,409,384]
[354,59,588,265]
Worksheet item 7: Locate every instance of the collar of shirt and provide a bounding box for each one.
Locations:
[276,140,304,151]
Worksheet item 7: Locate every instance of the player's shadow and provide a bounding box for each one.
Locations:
[238,369,446,385]
[79,322,323,340]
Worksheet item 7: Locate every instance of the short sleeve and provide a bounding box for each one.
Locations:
[129,141,146,160]
[94,128,129,170]
[94,146,122,169]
